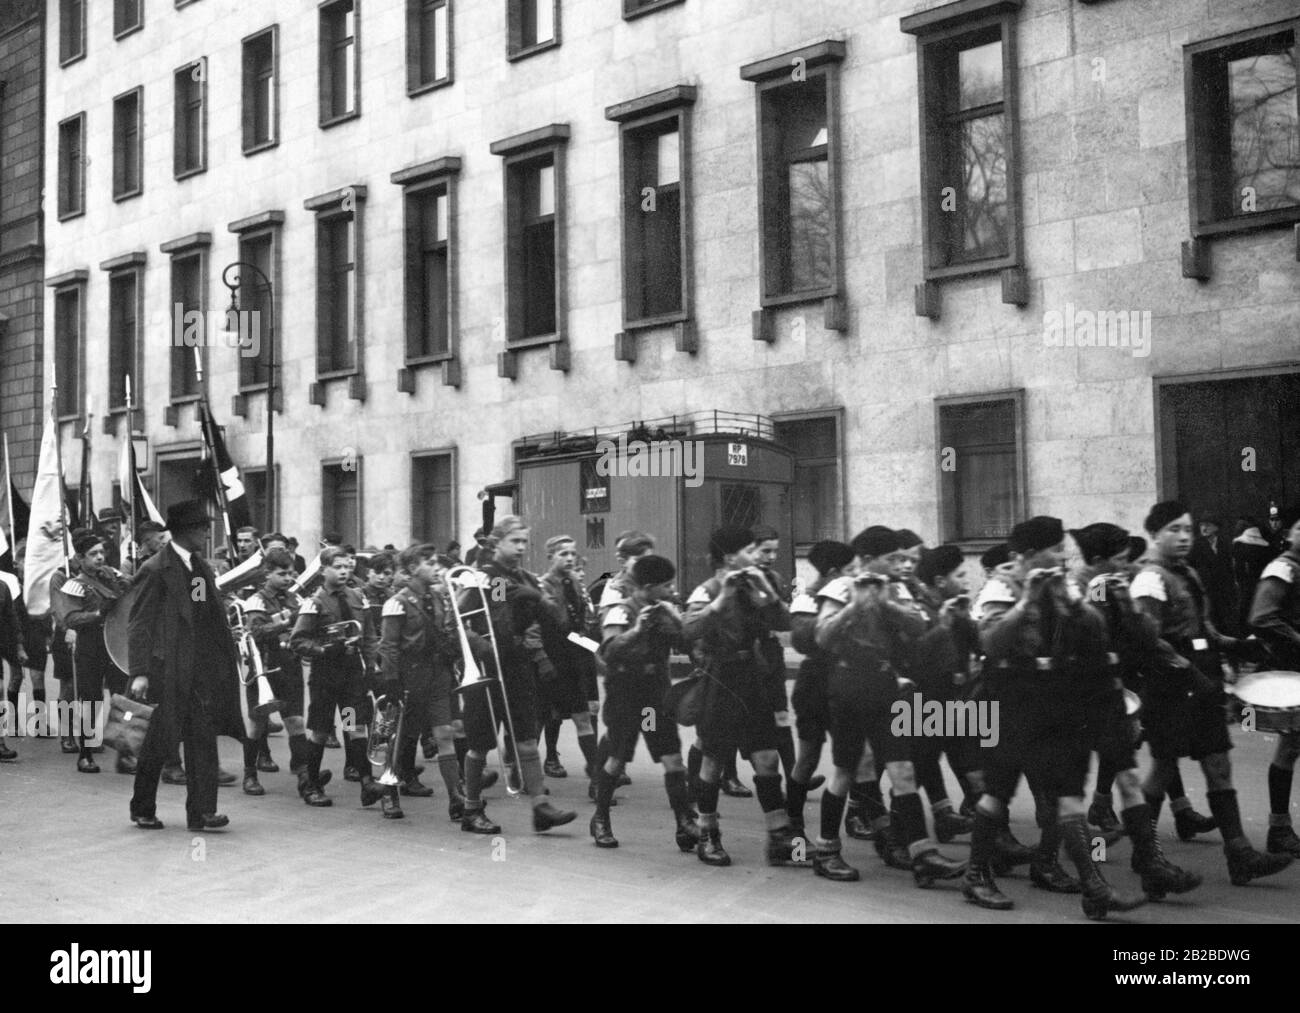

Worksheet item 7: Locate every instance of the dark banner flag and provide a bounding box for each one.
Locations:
[198,399,251,550]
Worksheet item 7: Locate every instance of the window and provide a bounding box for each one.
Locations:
[174,60,208,178]
[319,213,356,373]
[508,0,558,60]
[1185,20,1300,238]
[774,413,841,549]
[114,0,143,37]
[323,460,362,547]
[243,27,279,153]
[492,127,569,347]
[169,251,205,401]
[57,114,85,219]
[408,0,452,94]
[53,286,83,419]
[236,231,276,390]
[411,452,454,548]
[607,87,695,327]
[113,88,143,200]
[107,266,143,412]
[320,0,359,125]
[403,175,454,360]
[936,392,1026,545]
[60,0,85,65]
[902,0,1023,280]
[741,42,845,306]
[244,467,279,531]
[623,0,685,19]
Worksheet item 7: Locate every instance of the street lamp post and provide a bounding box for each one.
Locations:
[221,261,276,533]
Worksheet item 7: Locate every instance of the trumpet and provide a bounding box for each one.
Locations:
[227,600,287,719]
[445,565,522,796]
[368,691,406,786]
[322,619,363,649]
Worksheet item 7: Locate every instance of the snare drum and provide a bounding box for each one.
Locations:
[1228,671,1300,734]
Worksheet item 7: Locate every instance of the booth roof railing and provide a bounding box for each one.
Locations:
[516,410,778,458]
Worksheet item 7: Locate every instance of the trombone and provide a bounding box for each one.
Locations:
[445,565,522,796]
[227,599,287,719]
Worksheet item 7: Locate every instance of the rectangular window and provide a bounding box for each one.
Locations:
[508,0,558,59]
[408,0,451,93]
[318,212,357,373]
[243,467,278,531]
[622,119,685,322]
[742,43,845,306]
[57,114,85,219]
[170,253,204,400]
[54,287,82,418]
[243,27,279,152]
[320,0,359,124]
[774,414,840,549]
[60,0,85,65]
[1185,20,1300,237]
[516,159,556,338]
[237,232,276,390]
[406,184,451,359]
[113,88,143,200]
[903,2,1022,280]
[936,393,1025,544]
[115,0,143,37]
[411,452,454,549]
[323,461,362,548]
[108,271,140,411]
[174,61,208,178]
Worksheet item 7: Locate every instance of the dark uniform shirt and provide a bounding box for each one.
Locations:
[378,576,456,690]
[242,585,303,672]
[290,583,378,674]
[1248,550,1300,669]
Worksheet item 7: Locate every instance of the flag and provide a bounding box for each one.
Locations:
[23,415,71,616]
[198,400,251,541]
[0,479,30,572]
[78,424,95,536]
[216,548,264,593]
[118,433,163,530]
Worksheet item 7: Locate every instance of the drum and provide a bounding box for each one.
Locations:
[1228,671,1300,734]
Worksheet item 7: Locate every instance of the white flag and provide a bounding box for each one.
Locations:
[23,415,69,616]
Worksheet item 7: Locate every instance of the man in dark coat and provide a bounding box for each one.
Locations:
[128,500,246,831]
[1188,516,1237,635]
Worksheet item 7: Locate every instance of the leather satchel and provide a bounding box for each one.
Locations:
[104,693,154,758]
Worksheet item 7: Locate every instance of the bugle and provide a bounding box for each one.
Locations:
[445,565,522,796]
[227,599,286,719]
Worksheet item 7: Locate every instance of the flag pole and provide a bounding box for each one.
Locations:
[2,431,14,554]
[50,376,72,578]
[124,375,136,572]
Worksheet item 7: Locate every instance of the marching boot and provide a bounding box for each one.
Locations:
[381,790,404,820]
[1029,816,1081,894]
[963,811,1013,910]
[460,802,501,834]
[893,793,966,886]
[1060,815,1147,921]
[61,735,79,755]
[1173,805,1218,842]
[1266,824,1300,858]
[663,770,700,852]
[766,825,812,868]
[1123,803,1201,899]
[242,771,265,796]
[844,801,875,841]
[992,818,1036,875]
[448,794,466,822]
[1088,797,1125,845]
[590,812,618,848]
[912,848,969,888]
[872,811,912,871]
[674,809,701,852]
[813,841,860,882]
[400,776,434,797]
[302,740,332,806]
[544,754,568,779]
[256,743,279,773]
[533,800,577,832]
[696,825,731,867]
[115,754,138,775]
[359,774,386,807]
[1207,787,1294,885]
[934,807,972,844]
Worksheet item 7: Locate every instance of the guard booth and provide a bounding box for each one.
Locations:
[485,411,795,594]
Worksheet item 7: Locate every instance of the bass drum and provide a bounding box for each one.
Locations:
[103,581,143,677]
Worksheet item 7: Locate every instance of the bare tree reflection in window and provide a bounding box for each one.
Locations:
[1229,42,1300,213]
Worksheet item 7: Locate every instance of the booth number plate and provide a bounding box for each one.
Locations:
[728,443,748,466]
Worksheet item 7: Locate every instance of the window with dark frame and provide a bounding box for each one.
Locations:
[902,1,1022,282]
[244,467,277,531]
[54,287,82,418]
[169,252,204,400]
[114,0,143,37]
[937,395,1023,544]
[317,211,358,374]
[57,114,85,219]
[773,415,840,548]
[1185,20,1300,238]
[174,61,207,177]
[508,0,557,58]
[741,43,845,307]
[113,89,143,200]
[406,183,451,359]
[625,121,683,320]
[60,0,85,65]
[320,0,359,124]
[408,0,451,93]
[237,232,275,390]
[519,158,556,338]
[411,453,453,549]
[323,461,362,547]
[243,27,278,152]
[108,270,140,412]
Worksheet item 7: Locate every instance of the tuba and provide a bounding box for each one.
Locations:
[227,599,287,719]
[445,565,522,795]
